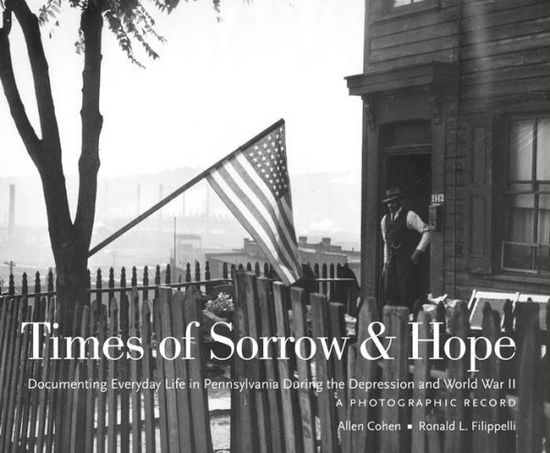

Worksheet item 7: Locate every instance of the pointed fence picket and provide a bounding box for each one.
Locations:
[0,267,546,452]
[228,272,549,453]
[0,286,214,452]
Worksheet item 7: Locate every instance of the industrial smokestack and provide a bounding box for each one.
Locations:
[181,192,186,218]
[8,184,15,238]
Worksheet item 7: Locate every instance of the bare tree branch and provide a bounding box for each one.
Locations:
[74,1,103,250]
[0,12,41,165]
[2,0,73,265]
[8,0,61,152]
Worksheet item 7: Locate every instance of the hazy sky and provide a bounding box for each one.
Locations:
[0,0,364,179]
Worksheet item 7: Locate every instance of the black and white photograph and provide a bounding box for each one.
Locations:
[0,0,548,451]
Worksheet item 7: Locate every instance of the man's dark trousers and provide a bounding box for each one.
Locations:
[384,252,419,309]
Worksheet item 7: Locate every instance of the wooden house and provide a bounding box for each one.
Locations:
[346,0,550,301]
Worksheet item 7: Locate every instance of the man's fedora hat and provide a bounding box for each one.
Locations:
[382,187,404,203]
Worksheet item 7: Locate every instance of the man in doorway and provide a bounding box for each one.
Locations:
[381,187,430,311]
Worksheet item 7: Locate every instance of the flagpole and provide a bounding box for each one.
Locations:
[88,118,284,257]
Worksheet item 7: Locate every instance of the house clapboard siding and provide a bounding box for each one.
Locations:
[347,0,550,302]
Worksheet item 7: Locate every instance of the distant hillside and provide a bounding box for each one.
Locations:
[0,167,361,249]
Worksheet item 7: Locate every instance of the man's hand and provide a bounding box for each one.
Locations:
[411,249,423,265]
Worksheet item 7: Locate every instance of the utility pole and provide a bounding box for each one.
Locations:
[8,184,15,240]
[4,260,15,275]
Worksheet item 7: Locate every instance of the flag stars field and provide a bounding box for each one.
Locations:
[207,120,302,284]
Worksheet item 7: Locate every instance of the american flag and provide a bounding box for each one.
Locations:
[206,120,302,285]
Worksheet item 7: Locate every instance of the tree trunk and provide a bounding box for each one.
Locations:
[55,251,88,333]
[37,163,82,333]
[0,1,103,334]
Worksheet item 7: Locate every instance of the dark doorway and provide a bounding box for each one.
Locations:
[384,153,431,223]
[382,152,432,305]
[380,120,432,305]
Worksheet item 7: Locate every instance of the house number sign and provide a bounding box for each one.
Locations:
[431,193,445,203]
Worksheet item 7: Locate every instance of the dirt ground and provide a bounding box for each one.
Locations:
[207,363,231,452]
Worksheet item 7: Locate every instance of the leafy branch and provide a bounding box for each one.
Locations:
[35,0,223,66]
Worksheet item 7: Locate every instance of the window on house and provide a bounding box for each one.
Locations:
[394,0,424,6]
[380,0,438,17]
[502,116,550,274]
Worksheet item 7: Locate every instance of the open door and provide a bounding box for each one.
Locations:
[381,120,432,302]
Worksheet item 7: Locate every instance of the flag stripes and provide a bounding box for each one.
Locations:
[207,172,297,284]
[214,165,297,270]
[227,156,300,262]
[206,121,302,285]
